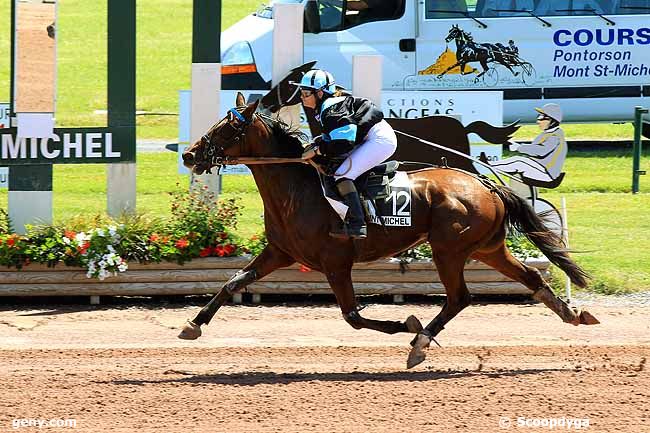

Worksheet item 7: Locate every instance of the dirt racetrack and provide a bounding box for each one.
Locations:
[1,298,649,432]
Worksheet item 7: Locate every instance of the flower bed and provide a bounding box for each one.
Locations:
[1,184,548,298]
[0,256,549,297]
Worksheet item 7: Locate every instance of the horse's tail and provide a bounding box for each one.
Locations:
[465,120,520,145]
[493,184,590,288]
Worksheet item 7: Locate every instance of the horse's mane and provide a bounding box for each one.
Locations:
[258,113,308,157]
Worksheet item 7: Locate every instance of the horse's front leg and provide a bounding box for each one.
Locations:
[326,268,422,335]
[178,243,295,340]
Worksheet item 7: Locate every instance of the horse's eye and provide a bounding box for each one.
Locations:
[227,111,235,122]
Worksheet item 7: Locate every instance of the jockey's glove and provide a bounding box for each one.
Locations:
[301,143,320,160]
[508,140,521,151]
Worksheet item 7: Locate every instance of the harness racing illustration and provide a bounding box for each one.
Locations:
[423,24,537,86]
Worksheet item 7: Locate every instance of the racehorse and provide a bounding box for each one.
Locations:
[438,25,520,81]
[179,93,599,368]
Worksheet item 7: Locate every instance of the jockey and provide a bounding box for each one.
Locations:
[291,69,397,240]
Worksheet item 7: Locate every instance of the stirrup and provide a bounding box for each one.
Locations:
[329,223,367,239]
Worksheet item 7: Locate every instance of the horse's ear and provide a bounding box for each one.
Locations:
[236,92,246,107]
[242,98,260,120]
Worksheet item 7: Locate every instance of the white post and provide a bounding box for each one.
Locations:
[561,196,571,303]
[272,3,304,127]
[352,55,383,105]
[190,63,221,194]
[107,163,136,217]
[8,190,52,233]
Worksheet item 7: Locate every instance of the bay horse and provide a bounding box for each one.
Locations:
[179,93,598,368]
[438,25,519,81]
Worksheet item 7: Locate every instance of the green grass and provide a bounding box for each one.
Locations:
[516,123,635,141]
[0,0,10,103]
[2,148,649,294]
[0,0,262,137]
[1,1,649,295]
[544,192,650,295]
[0,1,641,140]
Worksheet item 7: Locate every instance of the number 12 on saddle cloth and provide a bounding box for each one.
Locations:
[320,171,412,227]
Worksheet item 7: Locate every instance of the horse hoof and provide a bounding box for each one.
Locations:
[407,348,426,369]
[579,310,600,325]
[406,333,431,369]
[178,321,202,340]
[405,315,423,333]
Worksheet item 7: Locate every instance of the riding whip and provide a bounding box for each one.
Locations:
[393,129,514,185]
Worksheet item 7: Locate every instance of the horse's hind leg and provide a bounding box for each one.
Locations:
[178,243,296,340]
[326,270,423,335]
[407,252,472,368]
[472,242,598,326]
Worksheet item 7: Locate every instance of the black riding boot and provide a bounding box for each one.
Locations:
[330,179,367,240]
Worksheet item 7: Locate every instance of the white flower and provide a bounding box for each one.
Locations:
[75,232,88,244]
[108,226,117,236]
[95,228,105,237]
[107,245,115,254]
[62,237,71,245]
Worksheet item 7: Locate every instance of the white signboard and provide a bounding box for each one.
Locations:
[470,144,502,176]
[0,103,9,129]
[0,167,7,189]
[381,90,503,126]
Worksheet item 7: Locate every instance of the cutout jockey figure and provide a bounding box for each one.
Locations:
[291,69,398,239]
[490,103,567,184]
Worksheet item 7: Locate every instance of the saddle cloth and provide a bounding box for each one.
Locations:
[320,161,413,227]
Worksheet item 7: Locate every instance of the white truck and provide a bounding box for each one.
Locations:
[220,0,650,123]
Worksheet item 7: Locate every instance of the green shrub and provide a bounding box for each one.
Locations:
[0,183,267,279]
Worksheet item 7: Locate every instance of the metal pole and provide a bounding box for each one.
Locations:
[190,0,222,196]
[107,0,137,217]
[561,196,571,303]
[632,106,648,194]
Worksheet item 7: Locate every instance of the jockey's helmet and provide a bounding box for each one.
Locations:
[290,69,336,95]
[535,103,563,123]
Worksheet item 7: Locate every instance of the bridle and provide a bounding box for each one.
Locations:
[198,106,306,174]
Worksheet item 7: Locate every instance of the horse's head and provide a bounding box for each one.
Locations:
[182,92,263,175]
[445,25,462,43]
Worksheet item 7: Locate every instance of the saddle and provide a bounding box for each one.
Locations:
[320,160,401,203]
[355,160,401,200]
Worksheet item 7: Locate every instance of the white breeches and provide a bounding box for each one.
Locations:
[491,156,555,182]
[333,120,398,181]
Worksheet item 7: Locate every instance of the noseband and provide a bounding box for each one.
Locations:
[199,108,305,173]
[201,107,253,173]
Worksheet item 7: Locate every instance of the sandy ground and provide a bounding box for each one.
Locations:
[0,299,649,432]
[15,1,56,112]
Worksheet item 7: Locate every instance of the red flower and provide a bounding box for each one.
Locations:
[223,244,236,255]
[64,230,76,240]
[299,264,311,273]
[199,247,212,257]
[149,233,159,242]
[6,238,15,247]
[214,245,226,257]
[175,238,189,249]
[77,241,90,254]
